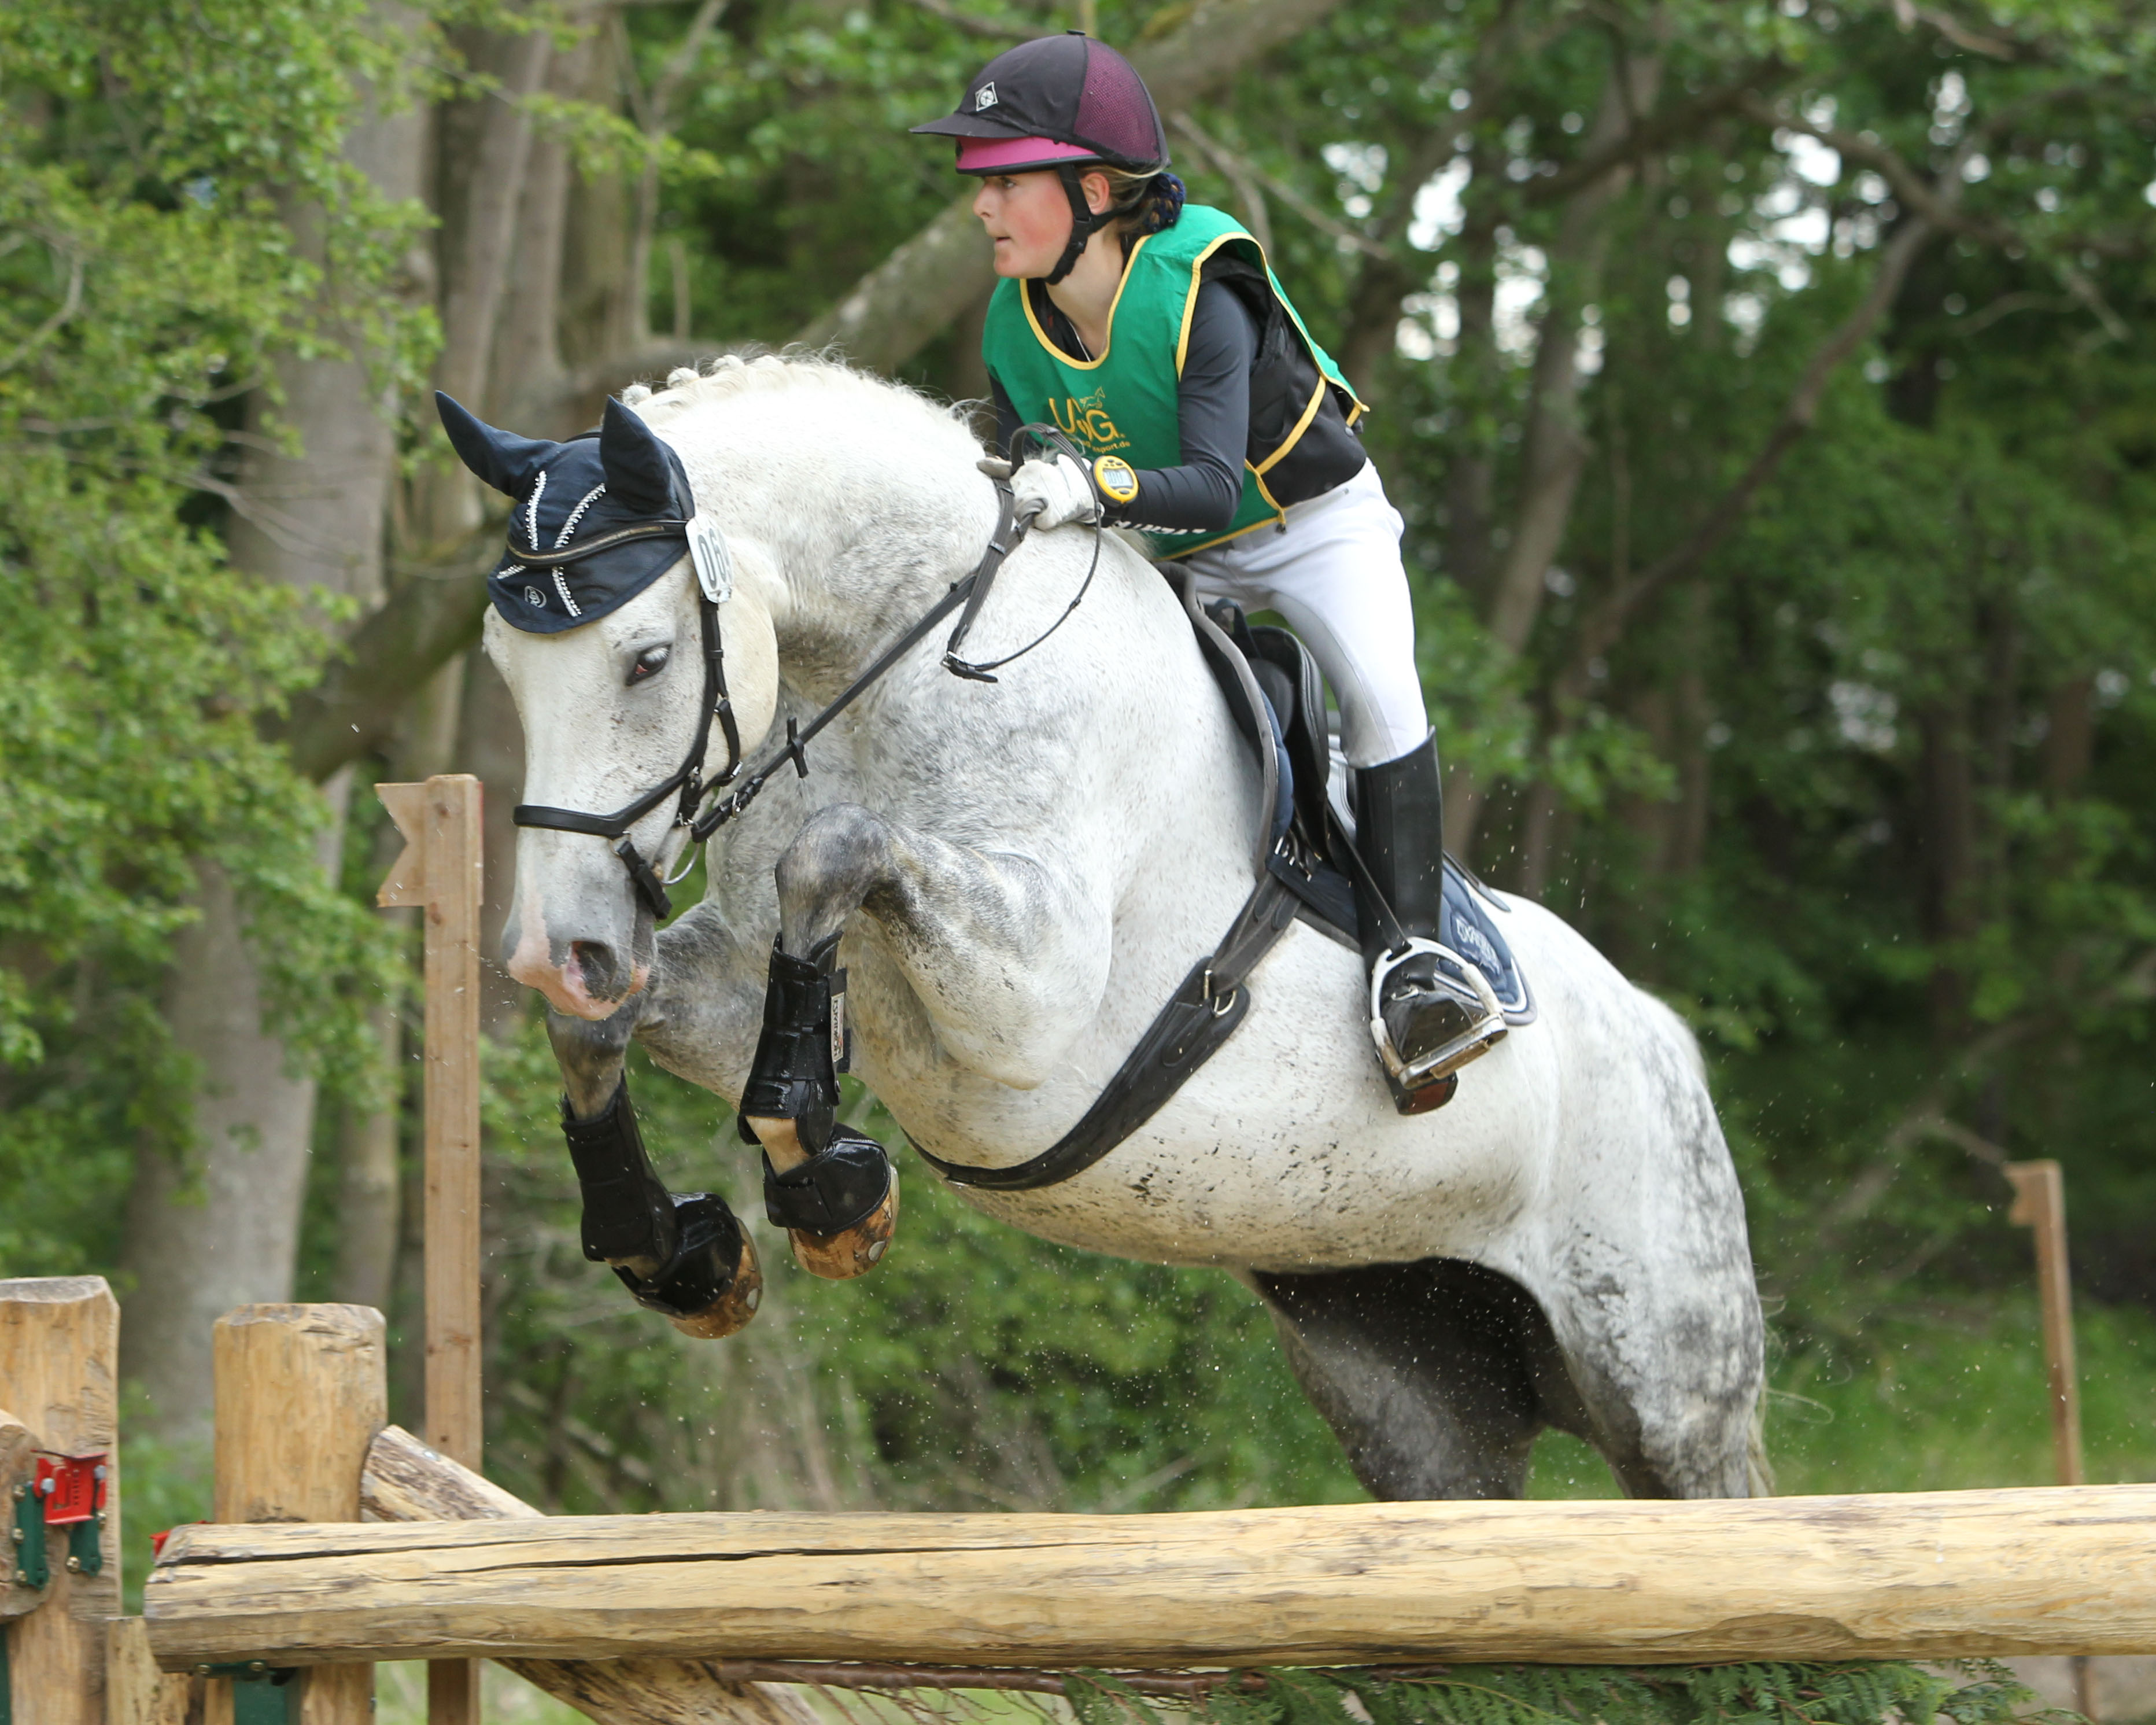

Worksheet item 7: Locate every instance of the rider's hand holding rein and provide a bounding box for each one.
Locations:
[1010,449,1101,530]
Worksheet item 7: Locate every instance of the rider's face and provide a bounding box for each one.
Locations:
[972,169,1108,277]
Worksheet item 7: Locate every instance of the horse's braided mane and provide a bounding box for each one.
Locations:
[623,349,979,446]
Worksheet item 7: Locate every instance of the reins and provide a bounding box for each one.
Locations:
[515,423,1095,922]
[692,481,1027,842]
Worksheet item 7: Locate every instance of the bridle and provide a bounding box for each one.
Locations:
[512,426,1091,922]
[508,512,746,922]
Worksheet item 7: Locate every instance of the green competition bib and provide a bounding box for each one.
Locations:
[983,204,1358,557]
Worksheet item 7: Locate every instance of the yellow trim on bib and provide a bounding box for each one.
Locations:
[1020,234,1157,371]
[1253,374,1331,478]
[1172,233,1247,377]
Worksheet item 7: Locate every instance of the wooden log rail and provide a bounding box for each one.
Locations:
[147,1483,2156,1673]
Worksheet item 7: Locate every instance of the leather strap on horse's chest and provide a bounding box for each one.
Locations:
[911,871,1299,1193]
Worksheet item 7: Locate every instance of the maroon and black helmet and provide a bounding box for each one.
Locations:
[911,32,1171,176]
[912,33,1172,281]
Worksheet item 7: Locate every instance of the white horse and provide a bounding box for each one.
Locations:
[482,353,1766,1502]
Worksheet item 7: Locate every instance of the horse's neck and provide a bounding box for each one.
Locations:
[726,425,992,692]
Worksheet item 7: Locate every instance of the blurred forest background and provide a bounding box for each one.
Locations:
[3,0,2154,1581]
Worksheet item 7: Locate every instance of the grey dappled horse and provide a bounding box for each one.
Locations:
[482,355,1767,1501]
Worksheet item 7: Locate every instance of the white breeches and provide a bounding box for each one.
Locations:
[1181,461,1429,767]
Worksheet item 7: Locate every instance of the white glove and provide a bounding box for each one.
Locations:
[1010,453,1101,530]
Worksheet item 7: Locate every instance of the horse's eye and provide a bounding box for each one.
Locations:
[628,646,670,684]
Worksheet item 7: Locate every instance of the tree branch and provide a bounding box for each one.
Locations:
[902,0,1038,40]
[1168,112,1276,254]
[1525,60,1787,207]
[1737,94,2007,246]
[798,0,1362,370]
[1553,211,1939,706]
[1888,0,2025,62]
[1172,112,1385,257]
[271,534,501,782]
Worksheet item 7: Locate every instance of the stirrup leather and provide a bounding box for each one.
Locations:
[1368,937,1508,1088]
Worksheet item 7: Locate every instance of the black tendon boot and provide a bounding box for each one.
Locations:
[560,1081,762,1339]
[1352,734,1507,1114]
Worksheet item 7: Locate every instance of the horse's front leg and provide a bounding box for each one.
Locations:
[548,950,763,1339]
[741,801,1110,1277]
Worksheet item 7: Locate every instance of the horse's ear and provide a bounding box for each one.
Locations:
[435,392,559,497]
[598,396,680,517]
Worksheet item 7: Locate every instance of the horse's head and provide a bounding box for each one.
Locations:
[441,390,779,1019]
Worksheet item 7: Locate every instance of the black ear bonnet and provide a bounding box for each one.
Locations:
[437,392,699,636]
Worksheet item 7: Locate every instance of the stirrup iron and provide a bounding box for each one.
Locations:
[1369,937,1508,1095]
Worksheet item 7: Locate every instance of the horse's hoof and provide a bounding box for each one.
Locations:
[667,1234,764,1338]
[759,1126,898,1280]
[612,1190,760,1339]
[790,1170,899,1280]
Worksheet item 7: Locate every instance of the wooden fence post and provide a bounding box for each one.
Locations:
[212,1304,386,1725]
[377,775,485,1725]
[106,1618,189,1725]
[2004,1159,2083,1487]
[2005,1159,2094,1718]
[0,1277,120,1725]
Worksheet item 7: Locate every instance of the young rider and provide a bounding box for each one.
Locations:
[913,32,1502,1112]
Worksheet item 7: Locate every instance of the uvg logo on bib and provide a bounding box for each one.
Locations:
[1047,388,1127,454]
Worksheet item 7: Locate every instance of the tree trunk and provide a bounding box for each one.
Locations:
[487,34,589,421]
[412,20,552,556]
[2041,675,2095,798]
[118,49,423,1442]
[334,983,404,1315]
[1482,47,1663,658]
[1918,695,1979,1042]
[118,867,329,1444]
[1669,581,1713,877]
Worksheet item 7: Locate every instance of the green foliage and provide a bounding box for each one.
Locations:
[1067,1663,2054,1725]
[0,0,438,1271]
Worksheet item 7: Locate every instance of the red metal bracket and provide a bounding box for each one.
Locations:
[32,1453,108,1527]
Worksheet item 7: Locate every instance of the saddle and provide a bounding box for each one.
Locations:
[1188,587,1535,1026]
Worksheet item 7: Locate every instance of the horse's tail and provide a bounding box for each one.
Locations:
[1745,1386,1777,1497]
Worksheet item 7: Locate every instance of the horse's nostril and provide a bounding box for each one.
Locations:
[571,940,625,998]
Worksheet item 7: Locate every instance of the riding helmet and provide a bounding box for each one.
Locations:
[911,33,1172,282]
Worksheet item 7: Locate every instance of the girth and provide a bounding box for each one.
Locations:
[909,570,1301,1195]
[911,869,1298,1192]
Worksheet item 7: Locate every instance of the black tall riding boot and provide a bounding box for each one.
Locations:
[1352,734,1507,1114]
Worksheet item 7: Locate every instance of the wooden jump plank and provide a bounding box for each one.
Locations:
[144,1484,2156,1671]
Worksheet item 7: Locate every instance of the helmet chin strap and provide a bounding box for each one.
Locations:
[1043,163,1098,285]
